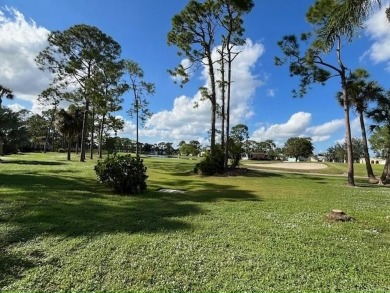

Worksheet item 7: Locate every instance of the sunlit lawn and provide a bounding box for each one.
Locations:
[241,159,386,177]
[0,153,389,292]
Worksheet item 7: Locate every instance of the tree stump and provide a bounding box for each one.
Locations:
[326,209,353,222]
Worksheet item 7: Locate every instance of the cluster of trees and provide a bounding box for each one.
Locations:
[34,24,154,161]
[168,0,254,172]
[0,100,123,158]
[178,140,202,156]
[1,24,155,160]
[325,138,366,163]
[275,0,390,185]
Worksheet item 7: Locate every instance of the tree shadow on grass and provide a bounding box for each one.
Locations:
[0,160,66,166]
[0,174,200,238]
[0,170,261,288]
[240,169,285,178]
[0,251,35,289]
[354,178,390,188]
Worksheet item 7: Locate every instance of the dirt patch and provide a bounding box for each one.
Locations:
[246,162,328,170]
[326,209,353,222]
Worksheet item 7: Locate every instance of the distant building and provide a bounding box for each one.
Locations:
[249,152,269,160]
[359,157,386,165]
[287,156,309,162]
[311,154,326,162]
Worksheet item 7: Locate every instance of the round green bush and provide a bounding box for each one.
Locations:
[194,148,224,176]
[94,154,148,194]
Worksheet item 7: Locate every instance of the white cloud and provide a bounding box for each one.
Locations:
[0,6,51,111]
[364,2,390,67]
[251,112,347,145]
[266,89,276,97]
[251,112,312,142]
[306,118,344,142]
[143,93,210,141]
[7,103,25,112]
[138,39,265,142]
[350,117,362,137]
[210,39,265,124]
[319,116,365,150]
[117,117,136,136]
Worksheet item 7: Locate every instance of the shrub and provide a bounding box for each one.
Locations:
[94,154,148,194]
[58,148,65,153]
[194,148,224,176]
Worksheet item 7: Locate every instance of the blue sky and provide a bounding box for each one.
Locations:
[1,0,390,153]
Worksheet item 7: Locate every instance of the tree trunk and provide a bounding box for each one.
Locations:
[359,111,376,182]
[337,36,354,186]
[224,45,233,170]
[379,128,390,184]
[52,131,56,152]
[90,106,95,160]
[343,87,355,186]
[98,115,105,159]
[67,138,71,161]
[219,47,226,153]
[44,127,49,153]
[206,52,217,156]
[136,98,139,157]
[80,99,90,162]
[378,156,390,184]
[0,138,3,156]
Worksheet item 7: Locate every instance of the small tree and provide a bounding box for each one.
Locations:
[56,108,83,160]
[124,60,154,157]
[180,140,201,156]
[0,108,29,154]
[38,88,62,153]
[283,137,314,162]
[26,114,48,150]
[369,126,389,159]
[367,91,390,184]
[229,124,249,169]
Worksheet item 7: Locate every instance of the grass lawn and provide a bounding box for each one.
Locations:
[241,160,387,177]
[0,153,389,292]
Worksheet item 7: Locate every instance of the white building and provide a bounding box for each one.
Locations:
[359,157,386,165]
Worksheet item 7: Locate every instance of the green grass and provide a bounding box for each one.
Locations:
[0,153,389,292]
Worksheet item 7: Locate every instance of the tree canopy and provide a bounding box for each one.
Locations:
[36,24,123,162]
[283,137,314,162]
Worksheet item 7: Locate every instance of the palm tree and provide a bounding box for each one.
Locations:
[337,69,384,182]
[56,108,83,160]
[319,0,382,46]
[367,91,390,184]
[0,85,14,108]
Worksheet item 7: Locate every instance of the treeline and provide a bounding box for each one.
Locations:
[0,24,154,160]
